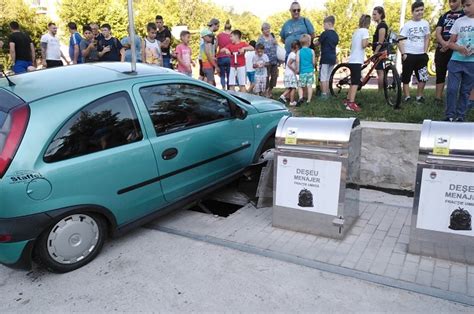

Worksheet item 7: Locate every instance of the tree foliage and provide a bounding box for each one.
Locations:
[0,0,48,68]
[58,0,262,59]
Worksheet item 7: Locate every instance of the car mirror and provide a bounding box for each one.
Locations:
[234,106,248,120]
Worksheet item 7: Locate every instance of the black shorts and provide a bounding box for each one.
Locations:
[347,63,362,86]
[199,60,204,77]
[401,53,429,84]
[434,48,453,84]
[46,60,63,68]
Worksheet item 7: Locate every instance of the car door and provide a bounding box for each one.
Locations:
[40,91,166,225]
[135,82,254,202]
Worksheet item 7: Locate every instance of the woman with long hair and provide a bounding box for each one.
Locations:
[372,6,389,91]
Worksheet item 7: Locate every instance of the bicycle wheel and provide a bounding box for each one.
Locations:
[329,63,351,98]
[383,64,402,109]
[427,57,436,77]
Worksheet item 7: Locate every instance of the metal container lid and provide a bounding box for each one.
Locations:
[275,117,360,150]
[419,120,474,156]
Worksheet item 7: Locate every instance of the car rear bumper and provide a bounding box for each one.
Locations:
[0,212,53,270]
[0,240,34,269]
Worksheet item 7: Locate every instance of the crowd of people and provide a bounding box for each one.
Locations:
[2,0,473,121]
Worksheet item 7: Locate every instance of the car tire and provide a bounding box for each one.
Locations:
[35,213,107,273]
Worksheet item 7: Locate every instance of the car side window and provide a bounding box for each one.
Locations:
[44,92,143,163]
[139,84,232,135]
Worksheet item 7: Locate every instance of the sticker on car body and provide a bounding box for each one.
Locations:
[7,170,44,184]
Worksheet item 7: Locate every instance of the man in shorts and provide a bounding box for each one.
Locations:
[399,1,431,103]
[199,18,220,80]
[317,16,339,98]
[434,0,464,104]
[8,21,35,74]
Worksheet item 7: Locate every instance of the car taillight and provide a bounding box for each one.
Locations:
[0,105,30,178]
[0,234,13,242]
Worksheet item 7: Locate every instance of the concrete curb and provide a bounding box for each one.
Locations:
[149,224,474,307]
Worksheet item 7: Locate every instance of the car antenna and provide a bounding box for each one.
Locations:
[1,70,15,87]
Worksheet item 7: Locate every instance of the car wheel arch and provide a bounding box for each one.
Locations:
[252,126,277,164]
[43,204,118,237]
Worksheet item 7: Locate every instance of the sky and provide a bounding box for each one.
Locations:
[211,0,439,19]
[211,0,326,19]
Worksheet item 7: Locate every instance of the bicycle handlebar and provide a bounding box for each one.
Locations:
[373,36,407,48]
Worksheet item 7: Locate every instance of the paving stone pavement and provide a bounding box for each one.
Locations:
[147,189,474,305]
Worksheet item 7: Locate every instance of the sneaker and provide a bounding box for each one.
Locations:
[443,117,454,122]
[455,117,464,122]
[404,96,411,102]
[289,101,297,107]
[435,98,443,105]
[416,96,425,103]
[278,96,287,104]
[320,93,329,100]
[345,102,361,112]
[296,98,305,107]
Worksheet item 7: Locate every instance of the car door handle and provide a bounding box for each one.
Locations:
[162,148,178,160]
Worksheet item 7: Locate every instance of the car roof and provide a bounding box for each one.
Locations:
[0,63,178,103]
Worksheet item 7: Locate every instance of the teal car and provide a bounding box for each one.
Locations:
[0,63,289,272]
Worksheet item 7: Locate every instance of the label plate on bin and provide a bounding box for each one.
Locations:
[432,135,450,156]
[285,128,298,145]
[275,156,341,216]
[417,169,474,236]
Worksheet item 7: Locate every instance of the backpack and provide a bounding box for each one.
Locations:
[302,18,316,50]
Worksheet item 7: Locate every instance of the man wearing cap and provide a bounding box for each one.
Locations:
[200,29,219,85]
[198,18,220,80]
[155,15,173,68]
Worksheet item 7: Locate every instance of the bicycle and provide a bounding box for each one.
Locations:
[329,34,407,109]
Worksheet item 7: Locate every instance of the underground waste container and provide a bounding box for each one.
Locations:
[409,120,474,264]
[272,117,361,239]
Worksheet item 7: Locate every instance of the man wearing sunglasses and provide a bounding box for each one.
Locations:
[280,1,315,56]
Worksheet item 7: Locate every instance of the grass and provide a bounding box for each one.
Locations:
[273,88,474,124]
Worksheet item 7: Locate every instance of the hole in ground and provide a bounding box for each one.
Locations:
[187,162,268,218]
[188,200,243,218]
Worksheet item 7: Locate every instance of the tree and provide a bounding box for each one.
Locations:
[325,0,371,55]
[0,0,48,69]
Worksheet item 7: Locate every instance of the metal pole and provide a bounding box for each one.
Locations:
[396,0,408,73]
[127,0,137,73]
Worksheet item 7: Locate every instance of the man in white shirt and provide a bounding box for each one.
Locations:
[398,1,431,103]
[41,22,70,69]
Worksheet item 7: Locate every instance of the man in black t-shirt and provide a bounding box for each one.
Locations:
[155,15,172,68]
[8,21,35,74]
[97,24,125,62]
[434,0,464,103]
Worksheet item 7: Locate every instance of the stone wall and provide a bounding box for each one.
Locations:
[359,122,421,191]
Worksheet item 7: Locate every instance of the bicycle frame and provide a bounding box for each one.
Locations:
[359,50,389,88]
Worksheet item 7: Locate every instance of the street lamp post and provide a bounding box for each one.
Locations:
[396,0,408,72]
[127,0,137,73]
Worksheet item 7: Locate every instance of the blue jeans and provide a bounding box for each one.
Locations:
[217,57,231,89]
[162,55,172,69]
[13,60,32,74]
[445,60,474,119]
